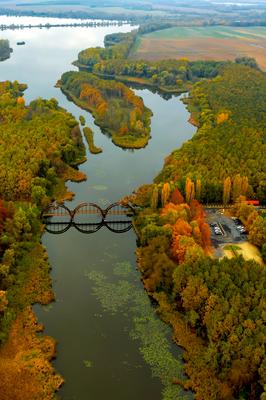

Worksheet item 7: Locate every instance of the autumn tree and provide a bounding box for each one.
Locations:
[248,216,266,247]
[195,179,201,201]
[223,176,231,205]
[161,182,170,207]
[170,187,184,205]
[150,185,159,209]
[232,174,243,201]
[216,112,229,124]
[185,177,195,204]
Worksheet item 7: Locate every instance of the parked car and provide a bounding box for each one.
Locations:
[236,225,247,234]
[214,225,222,235]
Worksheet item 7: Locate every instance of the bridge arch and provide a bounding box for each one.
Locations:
[42,201,136,234]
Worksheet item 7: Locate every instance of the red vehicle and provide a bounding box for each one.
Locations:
[245,200,260,206]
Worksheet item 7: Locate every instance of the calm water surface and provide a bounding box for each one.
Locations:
[0,17,195,400]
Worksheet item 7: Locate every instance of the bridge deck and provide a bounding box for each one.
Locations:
[43,210,133,217]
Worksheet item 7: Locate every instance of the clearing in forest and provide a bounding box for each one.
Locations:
[222,242,264,266]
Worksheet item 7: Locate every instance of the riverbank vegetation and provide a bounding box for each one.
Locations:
[0,200,63,398]
[0,39,12,61]
[78,30,137,67]
[75,30,225,93]
[127,182,266,399]
[156,63,266,204]
[83,127,103,154]
[59,71,152,148]
[0,80,86,202]
[0,80,86,398]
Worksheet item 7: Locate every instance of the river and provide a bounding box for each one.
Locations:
[0,17,195,400]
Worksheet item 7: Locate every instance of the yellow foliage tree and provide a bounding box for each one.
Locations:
[150,185,159,209]
[223,176,231,205]
[185,177,195,204]
[161,182,170,207]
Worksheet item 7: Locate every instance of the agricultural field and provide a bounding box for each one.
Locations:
[132,26,266,69]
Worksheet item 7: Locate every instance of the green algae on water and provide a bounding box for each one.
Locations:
[86,270,133,313]
[83,360,93,368]
[91,185,108,191]
[85,262,192,400]
[113,261,134,277]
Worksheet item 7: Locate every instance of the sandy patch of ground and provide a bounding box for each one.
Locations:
[222,242,264,265]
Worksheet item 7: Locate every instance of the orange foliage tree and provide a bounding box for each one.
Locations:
[170,187,184,205]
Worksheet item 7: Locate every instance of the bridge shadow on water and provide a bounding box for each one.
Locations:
[42,202,135,234]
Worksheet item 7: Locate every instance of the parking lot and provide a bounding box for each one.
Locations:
[205,209,248,258]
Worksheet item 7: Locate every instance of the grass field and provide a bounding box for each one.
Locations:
[132,26,266,69]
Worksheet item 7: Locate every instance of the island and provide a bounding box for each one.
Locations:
[58,71,152,149]
[0,39,12,61]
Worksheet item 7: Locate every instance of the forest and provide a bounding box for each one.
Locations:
[0,81,85,201]
[0,39,12,62]
[0,81,86,398]
[156,63,266,204]
[77,30,137,68]
[127,180,266,400]
[59,71,152,148]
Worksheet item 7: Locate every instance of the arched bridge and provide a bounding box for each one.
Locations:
[42,202,135,234]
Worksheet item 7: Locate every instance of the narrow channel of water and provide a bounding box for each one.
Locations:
[0,18,196,399]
